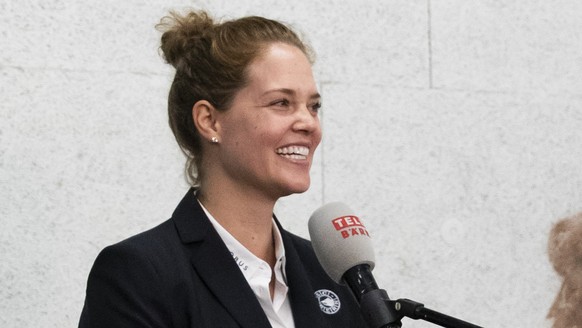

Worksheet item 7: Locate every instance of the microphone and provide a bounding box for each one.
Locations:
[308,202,375,284]
[309,202,484,328]
[308,202,402,328]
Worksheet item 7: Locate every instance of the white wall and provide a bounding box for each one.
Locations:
[2,0,581,327]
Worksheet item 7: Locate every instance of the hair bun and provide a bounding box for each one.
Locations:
[157,10,215,69]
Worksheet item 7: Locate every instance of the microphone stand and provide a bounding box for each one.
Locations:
[362,289,483,328]
[344,265,483,328]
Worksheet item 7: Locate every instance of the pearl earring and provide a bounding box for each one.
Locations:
[211,137,219,144]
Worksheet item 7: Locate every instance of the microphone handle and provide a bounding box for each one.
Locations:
[343,265,380,302]
[343,265,403,328]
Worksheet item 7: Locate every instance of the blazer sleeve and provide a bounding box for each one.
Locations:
[79,242,172,328]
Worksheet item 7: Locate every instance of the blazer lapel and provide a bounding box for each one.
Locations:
[172,189,272,328]
[277,219,327,328]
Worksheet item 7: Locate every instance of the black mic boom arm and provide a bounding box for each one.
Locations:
[360,289,484,328]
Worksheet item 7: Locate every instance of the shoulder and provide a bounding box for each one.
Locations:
[96,219,169,259]
[89,217,189,288]
[90,219,176,277]
[109,218,178,254]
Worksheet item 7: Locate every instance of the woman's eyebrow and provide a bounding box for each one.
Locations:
[261,88,321,100]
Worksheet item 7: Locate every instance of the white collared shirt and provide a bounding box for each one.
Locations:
[199,201,296,328]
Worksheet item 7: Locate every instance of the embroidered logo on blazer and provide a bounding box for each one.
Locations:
[314,289,341,314]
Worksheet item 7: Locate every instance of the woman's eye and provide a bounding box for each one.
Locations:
[310,102,322,114]
[271,99,290,108]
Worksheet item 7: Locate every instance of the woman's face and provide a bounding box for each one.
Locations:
[215,42,322,200]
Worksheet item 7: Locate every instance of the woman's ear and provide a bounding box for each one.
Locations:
[192,100,220,143]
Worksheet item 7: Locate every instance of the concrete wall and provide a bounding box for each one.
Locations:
[2,0,581,327]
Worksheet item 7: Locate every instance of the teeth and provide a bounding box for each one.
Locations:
[276,146,309,157]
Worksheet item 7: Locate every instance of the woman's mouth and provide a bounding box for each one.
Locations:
[276,146,309,160]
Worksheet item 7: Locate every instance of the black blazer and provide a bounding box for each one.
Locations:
[79,189,367,327]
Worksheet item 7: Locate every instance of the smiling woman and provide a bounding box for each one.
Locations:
[78,9,367,328]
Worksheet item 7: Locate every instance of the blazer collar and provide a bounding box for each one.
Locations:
[171,188,272,328]
[171,188,209,243]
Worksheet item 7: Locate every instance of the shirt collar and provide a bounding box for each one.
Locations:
[197,199,288,284]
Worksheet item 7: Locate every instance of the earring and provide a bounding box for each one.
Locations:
[211,137,219,144]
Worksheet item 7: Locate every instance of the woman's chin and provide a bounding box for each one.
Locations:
[277,180,311,197]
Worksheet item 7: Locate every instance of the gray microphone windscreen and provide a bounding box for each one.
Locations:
[308,202,375,284]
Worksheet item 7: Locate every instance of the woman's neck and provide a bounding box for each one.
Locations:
[197,182,277,267]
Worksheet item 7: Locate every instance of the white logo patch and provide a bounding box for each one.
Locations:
[314,289,341,314]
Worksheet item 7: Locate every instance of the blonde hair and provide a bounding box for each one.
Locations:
[156,10,314,185]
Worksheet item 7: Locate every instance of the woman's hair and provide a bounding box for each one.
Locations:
[156,10,314,185]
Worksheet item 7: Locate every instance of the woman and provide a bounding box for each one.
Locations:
[79,10,367,328]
